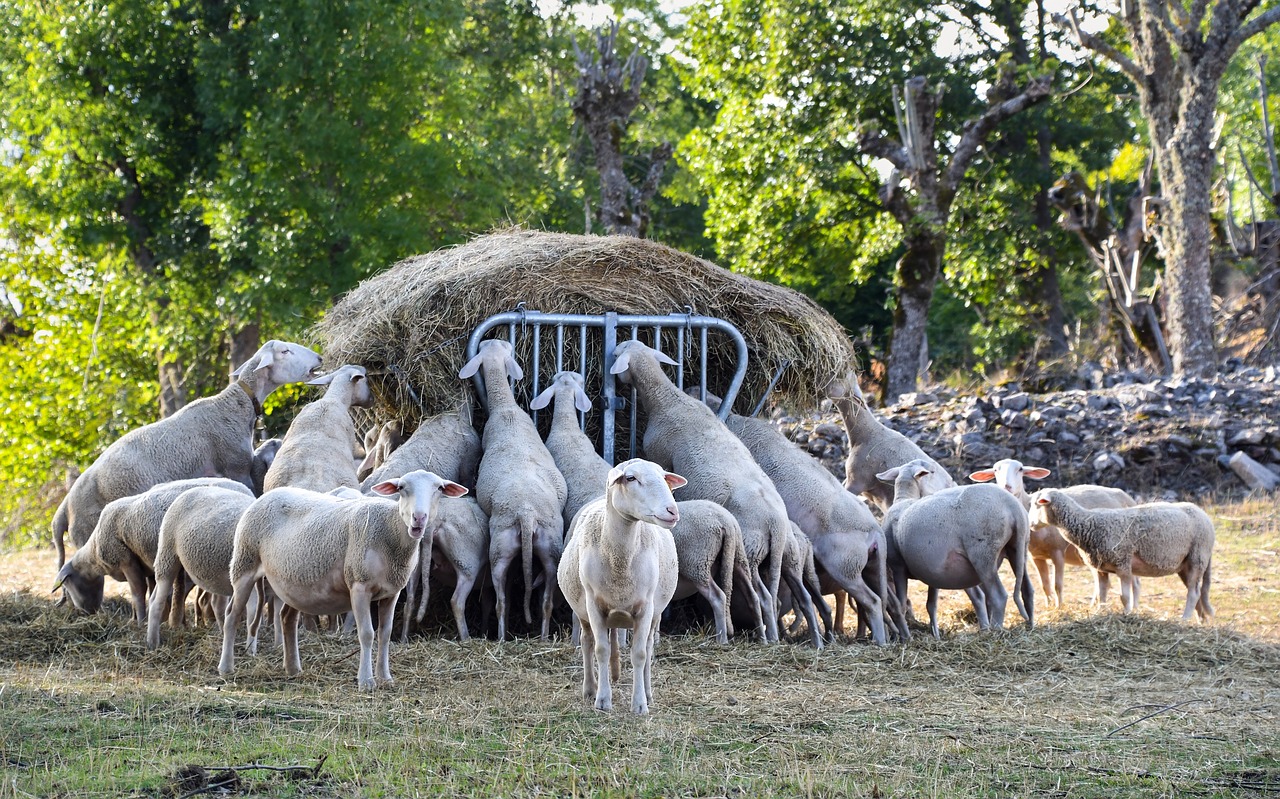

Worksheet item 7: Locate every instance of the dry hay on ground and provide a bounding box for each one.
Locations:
[313,229,855,424]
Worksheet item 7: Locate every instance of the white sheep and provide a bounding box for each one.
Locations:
[249,438,283,496]
[53,478,253,622]
[146,484,258,649]
[558,458,683,715]
[262,364,372,493]
[218,470,469,689]
[1029,490,1215,621]
[52,340,322,566]
[777,522,833,648]
[402,495,490,641]
[969,459,1138,607]
[459,339,567,640]
[668,499,767,644]
[718,405,889,645]
[360,403,482,492]
[529,371,610,529]
[825,372,955,512]
[877,459,1034,640]
[610,340,789,643]
[356,420,406,483]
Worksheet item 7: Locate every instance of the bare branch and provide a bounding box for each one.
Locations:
[942,75,1053,194]
[856,127,911,171]
[1053,9,1144,82]
[1228,6,1280,56]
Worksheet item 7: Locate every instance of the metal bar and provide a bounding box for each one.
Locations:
[699,327,708,404]
[629,326,639,460]
[579,325,588,431]
[676,326,685,391]
[602,312,618,465]
[751,360,790,418]
[531,324,541,426]
[555,324,564,373]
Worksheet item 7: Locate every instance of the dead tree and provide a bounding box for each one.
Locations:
[571,22,672,238]
[1047,166,1172,374]
[858,74,1052,401]
[1056,1,1280,379]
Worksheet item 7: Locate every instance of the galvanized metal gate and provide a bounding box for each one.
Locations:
[466,309,749,465]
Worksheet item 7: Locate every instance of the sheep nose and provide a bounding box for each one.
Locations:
[413,512,428,527]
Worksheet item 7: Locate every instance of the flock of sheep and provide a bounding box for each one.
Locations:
[47,336,1217,714]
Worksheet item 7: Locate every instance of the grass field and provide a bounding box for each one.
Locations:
[0,497,1276,798]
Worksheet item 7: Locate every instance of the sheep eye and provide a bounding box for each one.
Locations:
[625,475,638,483]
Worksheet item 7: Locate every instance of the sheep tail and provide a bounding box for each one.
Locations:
[52,497,70,568]
[521,515,535,626]
[718,525,735,619]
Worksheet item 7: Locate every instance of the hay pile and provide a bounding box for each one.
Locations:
[313,229,855,422]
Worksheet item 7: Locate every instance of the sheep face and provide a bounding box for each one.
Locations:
[605,459,686,529]
[370,469,469,540]
[53,562,104,614]
[305,364,373,407]
[233,340,323,385]
[458,339,523,381]
[608,341,677,385]
[1028,489,1060,528]
[969,458,1051,497]
[529,371,592,412]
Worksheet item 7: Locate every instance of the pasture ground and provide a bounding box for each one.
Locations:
[0,497,1276,798]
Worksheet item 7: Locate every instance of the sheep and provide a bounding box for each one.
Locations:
[249,438,283,496]
[218,470,469,689]
[877,459,1033,640]
[609,340,789,642]
[356,420,405,483]
[402,496,490,642]
[52,340,322,566]
[146,484,258,649]
[558,458,683,715]
[529,371,610,529]
[1029,490,1215,621]
[969,459,1138,607]
[667,499,767,644]
[714,403,889,645]
[459,339,567,640]
[359,403,481,492]
[53,478,254,622]
[262,364,372,493]
[777,523,833,648]
[825,372,955,513]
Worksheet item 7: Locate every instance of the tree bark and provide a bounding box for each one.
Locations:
[885,237,944,399]
[229,321,261,379]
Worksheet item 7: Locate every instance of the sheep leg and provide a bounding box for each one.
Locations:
[122,559,150,626]
[976,569,1008,630]
[281,604,303,678]
[348,583,378,690]
[451,569,478,641]
[837,576,885,646]
[146,570,176,650]
[1033,557,1053,605]
[1131,575,1141,611]
[610,628,622,683]
[1117,567,1136,614]
[489,528,518,641]
[584,603,614,711]
[1094,571,1111,607]
[967,585,991,631]
[173,578,197,629]
[733,560,768,641]
[578,617,598,703]
[219,571,260,676]
[927,587,941,639]
[374,592,398,685]
[399,562,419,644]
[783,570,823,649]
[535,535,560,641]
[887,565,912,642]
[1050,550,1066,608]
[694,580,729,645]
[1197,560,1214,620]
[644,627,659,705]
[832,589,848,635]
[247,580,267,656]
[629,606,659,715]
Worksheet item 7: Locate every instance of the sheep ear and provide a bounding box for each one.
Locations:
[574,386,593,412]
[607,464,628,485]
[458,352,484,379]
[1035,495,1051,506]
[441,481,469,498]
[663,471,687,491]
[505,354,524,382]
[529,385,555,410]
[913,467,932,479]
[969,470,996,483]
[1022,467,1051,480]
[231,351,266,379]
[370,479,402,496]
[350,373,364,384]
[609,352,630,374]
[306,372,337,386]
[875,467,900,483]
[654,350,678,367]
[52,562,73,592]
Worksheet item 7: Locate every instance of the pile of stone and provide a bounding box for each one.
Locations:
[774,362,1280,499]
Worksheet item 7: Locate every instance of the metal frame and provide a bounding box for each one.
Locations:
[466,309,749,465]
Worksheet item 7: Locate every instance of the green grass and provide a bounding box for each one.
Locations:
[1,497,1277,798]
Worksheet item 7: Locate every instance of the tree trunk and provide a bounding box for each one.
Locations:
[885,237,943,400]
[1033,124,1070,357]
[158,356,186,418]
[1155,117,1219,377]
[229,321,261,379]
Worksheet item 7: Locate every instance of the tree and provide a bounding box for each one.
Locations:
[1057,0,1280,377]
[572,21,673,237]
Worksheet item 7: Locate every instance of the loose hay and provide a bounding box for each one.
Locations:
[312,229,856,423]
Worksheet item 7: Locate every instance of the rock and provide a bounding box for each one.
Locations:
[1228,451,1279,491]
[1000,409,1029,429]
[813,422,844,442]
[1086,395,1113,412]
[1228,428,1267,447]
[1092,452,1124,472]
[997,392,1031,412]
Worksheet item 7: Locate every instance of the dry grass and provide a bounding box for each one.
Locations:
[1,497,1277,798]
[311,229,856,425]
